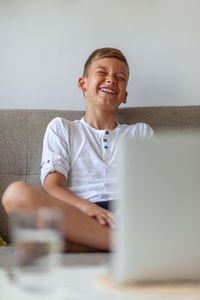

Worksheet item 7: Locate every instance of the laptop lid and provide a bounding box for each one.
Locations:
[111,134,200,283]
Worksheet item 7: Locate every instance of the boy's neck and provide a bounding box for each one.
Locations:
[84,110,118,131]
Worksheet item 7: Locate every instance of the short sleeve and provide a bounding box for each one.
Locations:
[136,123,154,139]
[125,123,154,139]
[40,117,70,186]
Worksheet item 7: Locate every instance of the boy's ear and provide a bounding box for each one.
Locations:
[122,91,128,104]
[78,76,87,92]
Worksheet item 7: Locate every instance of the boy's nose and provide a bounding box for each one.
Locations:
[106,76,116,85]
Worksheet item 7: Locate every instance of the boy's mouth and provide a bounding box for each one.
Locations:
[99,87,117,95]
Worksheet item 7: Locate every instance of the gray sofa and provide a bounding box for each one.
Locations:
[1,106,200,242]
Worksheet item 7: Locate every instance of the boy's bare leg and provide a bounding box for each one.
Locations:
[2,182,111,252]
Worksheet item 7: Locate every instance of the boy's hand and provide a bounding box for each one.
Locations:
[81,201,117,229]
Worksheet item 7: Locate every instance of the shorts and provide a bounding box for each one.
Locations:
[94,200,118,211]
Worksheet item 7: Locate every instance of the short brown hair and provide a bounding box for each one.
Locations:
[83,47,129,77]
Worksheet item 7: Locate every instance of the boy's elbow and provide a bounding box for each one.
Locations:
[43,172,66,194]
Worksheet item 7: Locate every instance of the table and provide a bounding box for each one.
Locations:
[0,246,131,300]
[1,246,199,300]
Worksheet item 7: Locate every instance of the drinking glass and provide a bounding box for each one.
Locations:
[11,207,64,293]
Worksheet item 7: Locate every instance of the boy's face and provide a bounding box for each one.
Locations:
[78,57,128,112]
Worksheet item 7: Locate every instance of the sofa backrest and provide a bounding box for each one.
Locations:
[1,106,200,241]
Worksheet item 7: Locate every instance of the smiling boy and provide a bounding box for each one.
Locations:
[2,48,153,251]
[41,48,152,229]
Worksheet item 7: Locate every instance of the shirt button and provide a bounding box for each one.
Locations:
[105,131,109,135]
[104,146,108,149]
[103,139,107,142]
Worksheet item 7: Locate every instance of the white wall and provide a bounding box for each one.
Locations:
[0,0,200,110]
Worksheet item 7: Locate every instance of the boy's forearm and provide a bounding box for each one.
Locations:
[44,184,116,229]
[44,184,90,212]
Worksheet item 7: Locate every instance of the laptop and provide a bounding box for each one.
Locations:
[111,133,200,283]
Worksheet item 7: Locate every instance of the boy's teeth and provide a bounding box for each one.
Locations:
[100,88,116,94]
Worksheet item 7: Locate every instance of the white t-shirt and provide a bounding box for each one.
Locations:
[40,117,153,203]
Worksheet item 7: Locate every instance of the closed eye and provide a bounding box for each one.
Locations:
[117,76,126,81]
[98,71,107,75]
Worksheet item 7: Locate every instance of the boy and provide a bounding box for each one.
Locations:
[2,48,153,252]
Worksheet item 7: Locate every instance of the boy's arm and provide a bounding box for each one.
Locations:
[43,171,116,229]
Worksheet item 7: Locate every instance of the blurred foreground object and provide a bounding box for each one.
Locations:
[11,207,64,293]
[112,133,200,283]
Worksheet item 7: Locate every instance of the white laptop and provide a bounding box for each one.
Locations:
[111,133,200,283]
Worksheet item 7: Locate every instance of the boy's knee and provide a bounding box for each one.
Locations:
[2,181,32,214]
